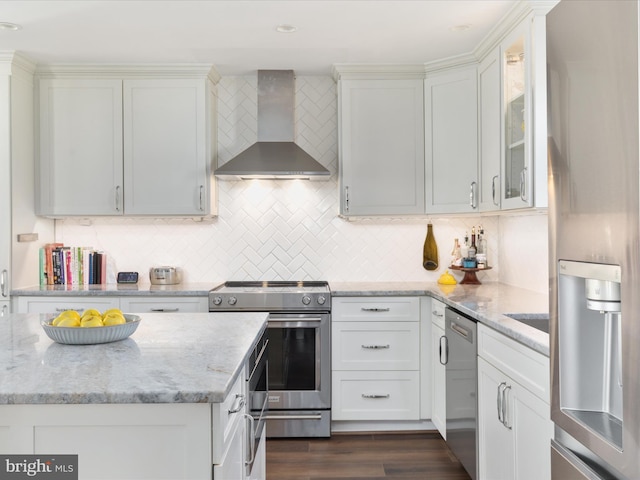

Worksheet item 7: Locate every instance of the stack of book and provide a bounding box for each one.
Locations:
[39,243,107,286]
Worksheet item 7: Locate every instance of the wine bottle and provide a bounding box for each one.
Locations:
[423,223,438,271]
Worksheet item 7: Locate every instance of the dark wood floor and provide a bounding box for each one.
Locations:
[266,432,472,480]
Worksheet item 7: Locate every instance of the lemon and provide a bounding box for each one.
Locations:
[52,310,81,326]
[103,312,126,326]
[56,317,81,327]
[80,315,104,328]
[102,308,124,318]
[81,308,101,319]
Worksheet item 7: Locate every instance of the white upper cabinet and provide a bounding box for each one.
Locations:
[36,66,218,217]
[335,67,425,216]
[478,49,502,211]
[38,79,124,216]
[500,12,548,210]
[425,66,478,213]
[123,79,209,215]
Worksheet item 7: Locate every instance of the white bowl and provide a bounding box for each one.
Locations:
[41,314,141,345]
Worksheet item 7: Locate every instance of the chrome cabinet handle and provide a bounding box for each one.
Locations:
[1,269,7,297]
[497,382,506,424]
[502,385,512,429]
[492,175,499,206]
[228,393,246,414]
[362,394,390,399]
[115,185,121,212]
[439,335,448,365]
[344,186,350,213]
[361,344,390,349]
[497,382,512,429]
[361,307,390,312]
[150,308,179,312]
[432,310,443,317]
[469,181,477,209]
[199,185,204,211]
[520,168,527,202]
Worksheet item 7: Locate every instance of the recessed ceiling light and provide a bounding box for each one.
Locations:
[450,24,471,32]
[0,22,22,31]
[276,24,297,34]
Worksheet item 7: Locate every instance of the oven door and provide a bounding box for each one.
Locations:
[267,312,331,411]
[245,329,268,478]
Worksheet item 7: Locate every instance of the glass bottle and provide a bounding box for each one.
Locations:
[451,238,462,266]
[461,231,469,259]
[468,226,477,267]
[423,223,438,271]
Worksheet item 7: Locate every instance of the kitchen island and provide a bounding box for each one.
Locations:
[0,312,267,480]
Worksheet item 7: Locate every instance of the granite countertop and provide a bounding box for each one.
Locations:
[11,282,219,297]
[12,280,550,355]
[0,312,267,405]
[330,281,550,356]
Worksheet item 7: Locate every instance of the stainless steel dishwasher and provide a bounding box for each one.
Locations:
[442,307,477,480]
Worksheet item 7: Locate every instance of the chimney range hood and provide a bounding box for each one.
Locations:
[214,70,330,180]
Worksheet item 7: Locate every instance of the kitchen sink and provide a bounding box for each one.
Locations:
[503,313,550,334]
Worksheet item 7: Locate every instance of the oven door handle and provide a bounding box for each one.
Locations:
[265,414,323,420]
[243,413,256,467]
[268,319,323,328]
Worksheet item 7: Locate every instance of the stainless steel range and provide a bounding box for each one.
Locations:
[209,281,331,438]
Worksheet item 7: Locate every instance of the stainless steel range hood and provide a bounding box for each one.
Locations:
[215,70,330,180]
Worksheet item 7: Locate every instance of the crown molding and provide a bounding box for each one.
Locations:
[424,53,478,75]
[35,63,221,83]
[0,51,37,76]
[332,64,426,81]
[474,0,559,61]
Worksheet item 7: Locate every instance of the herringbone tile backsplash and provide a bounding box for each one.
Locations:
[56,75,547,292]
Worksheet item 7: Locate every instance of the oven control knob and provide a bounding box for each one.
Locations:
[212,296,222,306]
[228,296,237,306]
[317,295,326,305]
[302,295,311,305]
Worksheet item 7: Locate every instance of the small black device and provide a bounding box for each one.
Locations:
[117,271,139,284]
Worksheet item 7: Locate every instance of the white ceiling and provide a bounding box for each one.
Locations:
[0,1,519,75]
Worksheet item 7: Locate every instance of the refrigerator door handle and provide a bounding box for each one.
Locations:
[1,269,7,297]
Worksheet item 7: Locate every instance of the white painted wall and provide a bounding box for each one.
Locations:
[54,75,548,294]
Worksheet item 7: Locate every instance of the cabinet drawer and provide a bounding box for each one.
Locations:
[332,297,420,322]
[119,297,208,313]
[477,323,549,402]
[332,371,420,420]
[431,298,446,329]
[332,321,419,370]
[211,373,245,465]
[16,296,120,314]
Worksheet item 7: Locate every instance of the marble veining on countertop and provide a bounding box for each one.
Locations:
[330,281,550,356]
[11,282,220,297]
[0,312,267,405]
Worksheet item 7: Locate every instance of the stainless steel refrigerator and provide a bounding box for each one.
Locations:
[547,1,640,478]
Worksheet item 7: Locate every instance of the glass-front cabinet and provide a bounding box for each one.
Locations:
[502,27,531,209]
[498,10,548,210]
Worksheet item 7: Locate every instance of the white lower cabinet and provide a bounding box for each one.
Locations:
[119,296,208,313]
[16,296,120,314]
[332,297,421,422]
[430,298,446,439]
[0,403,212,480]
[477,324,552,480]
[213,375,247,480]
[15,295,208,314]
[0,373,254,480]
